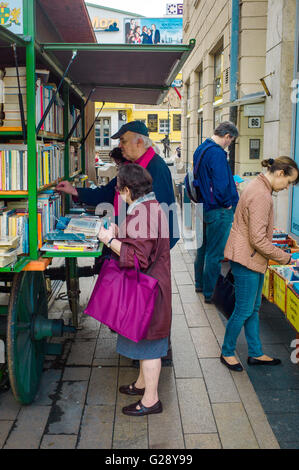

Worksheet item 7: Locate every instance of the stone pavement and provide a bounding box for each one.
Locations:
[0,241,283,449]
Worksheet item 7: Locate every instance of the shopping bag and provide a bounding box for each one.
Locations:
[212,268,235,320]
[84,255,159,342]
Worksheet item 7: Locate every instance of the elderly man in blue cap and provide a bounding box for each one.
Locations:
[56,120,179,249]
[56,120,179,365]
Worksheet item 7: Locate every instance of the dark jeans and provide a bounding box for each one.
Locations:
[221,261,264,357]
[194,207,234,299]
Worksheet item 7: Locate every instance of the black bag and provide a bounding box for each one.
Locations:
[212,269,235,320]
[184,143,214,203]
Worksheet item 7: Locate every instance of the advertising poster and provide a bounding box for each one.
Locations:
[0,0,23,35]
[124,17,183,45]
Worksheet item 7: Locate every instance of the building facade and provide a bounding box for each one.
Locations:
[182,0,298,236]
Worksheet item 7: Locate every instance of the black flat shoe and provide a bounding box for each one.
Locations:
[247,357,281,366]
[122,400,163,416]
[220,355,243,372]
[204,297,213,304]
[119,381,145,396]
[195,287,202,293]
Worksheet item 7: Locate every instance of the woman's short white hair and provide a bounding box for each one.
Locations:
[133,133,153,149]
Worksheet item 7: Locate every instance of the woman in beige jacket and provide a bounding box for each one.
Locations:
[220,157,299,372]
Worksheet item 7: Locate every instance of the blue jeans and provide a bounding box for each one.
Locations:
[194,207,234,299]
[221,261,264,357]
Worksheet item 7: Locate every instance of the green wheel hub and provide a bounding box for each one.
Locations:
[7,271,49,405]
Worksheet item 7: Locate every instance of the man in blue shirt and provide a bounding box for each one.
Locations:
[193,121,239,303]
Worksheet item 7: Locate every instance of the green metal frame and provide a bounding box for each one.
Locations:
[0,4,195,271]
[0,1,93,270]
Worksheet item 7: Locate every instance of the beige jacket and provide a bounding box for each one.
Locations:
[224,173,291,273]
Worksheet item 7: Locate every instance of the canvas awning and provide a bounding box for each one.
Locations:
[40,41,195,105]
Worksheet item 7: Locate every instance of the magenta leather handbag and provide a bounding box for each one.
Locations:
[84,255,159,342]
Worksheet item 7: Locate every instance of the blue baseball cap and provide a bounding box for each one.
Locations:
[111,120,149,139]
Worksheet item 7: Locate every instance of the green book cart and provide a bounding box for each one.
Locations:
[0,0,195,404]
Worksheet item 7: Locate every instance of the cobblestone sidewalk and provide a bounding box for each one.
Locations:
[0,242,280,449]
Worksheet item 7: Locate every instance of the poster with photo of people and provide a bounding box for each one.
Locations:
[124,18,183,45]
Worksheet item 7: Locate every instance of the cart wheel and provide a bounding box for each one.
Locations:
[65,258,80,328]
[6,271,48,405]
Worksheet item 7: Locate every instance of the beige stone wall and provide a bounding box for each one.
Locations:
[263,0,296,231]
[182,0,268,175]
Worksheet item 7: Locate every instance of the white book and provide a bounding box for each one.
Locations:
[4,67,27,77]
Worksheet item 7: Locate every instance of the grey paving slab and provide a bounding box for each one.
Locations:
[176,378,217,434]
[47,381,88,435]
[178,285,201,303]
[4,405,51,449]
[200,358,240,403]
[40,434,77,449]
[94,335,119,360]
[212,403,259,449]
[258,389,299,413]
[148,368,185,449]
[172,293,184,315]
[184,433,222,449]
[0,391,21,420]
[265,413,299,444]
[190,326,221,358]
[171,315,202,378]
[78,405,115,449]
[87,367,118,406]
[62,367,91,382]
[34,369,62,405]
[66,339,96,366]
[113,367,148,449]
[183,302,209,327]
[0,421,13,448]
[230,370,280,449]
[171,277,179,294]
[174,271,193,285]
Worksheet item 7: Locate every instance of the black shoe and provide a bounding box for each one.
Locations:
[247,357,281,366]
[195,287,202,293]
[220,355,243,372]
[119,381,145,396]
[204,297,213,304]
[122,399,163,416]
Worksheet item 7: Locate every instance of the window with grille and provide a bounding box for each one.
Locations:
[95,118,111,148]
[159,119,170,134]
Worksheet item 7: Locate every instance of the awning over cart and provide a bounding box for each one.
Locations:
[41,41,195,105]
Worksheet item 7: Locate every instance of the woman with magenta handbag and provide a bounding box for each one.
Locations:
[85,164,171,416]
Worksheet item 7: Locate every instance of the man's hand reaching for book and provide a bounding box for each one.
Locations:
[56,180,78,197]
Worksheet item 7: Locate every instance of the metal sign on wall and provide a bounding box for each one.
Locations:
[0,0,23,35]
[166,4,183,15]
[147,114,158,132]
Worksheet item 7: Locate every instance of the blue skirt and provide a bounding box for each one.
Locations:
[116,334,168,360]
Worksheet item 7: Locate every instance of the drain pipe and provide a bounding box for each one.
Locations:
[229,0,240,174]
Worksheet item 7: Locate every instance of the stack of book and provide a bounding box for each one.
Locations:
[1,67,64,134]
[36,80,64,135]
[37,191,62,244]
[41,230,99,253]
[2,67,27,128]
[0,235,20,267]
[64,216,101,238]
[37,143,65,188]
[0,144,27,190]
[69,104,82,138]
[69,145,81,175]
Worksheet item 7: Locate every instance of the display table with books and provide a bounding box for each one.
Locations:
[262,231,299,343]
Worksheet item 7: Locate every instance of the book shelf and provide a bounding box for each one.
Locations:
[0,3,99,273]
